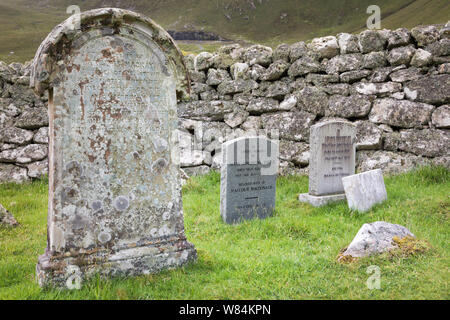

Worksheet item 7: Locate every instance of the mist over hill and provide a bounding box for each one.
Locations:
[0,0,449,62]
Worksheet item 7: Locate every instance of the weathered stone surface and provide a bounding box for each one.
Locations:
[355,120,382,150]
[288,56,321,77]
[217,79,259,95]
[387,28,411,49]
[26,158,48,178]
[246,97,281,114]
[384,129,449,157]
[356,150,431,174]
[219,106,246,128]
[263,80,291,100]
[354,82,402,96]
[289,41,308,62]
[318,83,350,96]
[411,25,440,46]
[240,116,262,131]
[30,8,196,288]
[404,74,450,104]
[342,169,387,212]
[339,221,415,259]
[296,86,329,115]
[369,98,434,128]
[326,53,363,74]
[212,44,244,69]
[206,68,231,86]
[261,111,316,142]
[243,45,273,67]
[195,52,214,71]
[425,39,450,57]
[0,203,19,227]
[279,140,309,166]
[273,43,290,62]
[307,121,356,196]
[358,30,386,53]
[0,103,21,117]
[339,70,372,83]
[305,73,339,85]
[363,52,387,69]
[410,48,433,67]
[230,62,250,80]
[387,45,416,66]
[0,144,47,163]
[298,193,346,207]
[337,33,360,54]
[308,36,340,59]
[220,136,278,224]
[432,105,450,128]
[189,70,206,83]
[178,100,236,121]
[389,67,423,82]
[438,63,450,74]
[260,60,290,81]
[327,94,372,118]
[279,94,297,111]
[0,127,33,145]
[249,64,266,81]
[0,163,28,183]
[14,107,48,129]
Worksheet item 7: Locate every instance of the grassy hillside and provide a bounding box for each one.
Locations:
[0,166,449,299]
[0,0,449,63]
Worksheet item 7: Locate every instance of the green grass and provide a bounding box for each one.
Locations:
[0,166,449,299]
[1,0,449,63]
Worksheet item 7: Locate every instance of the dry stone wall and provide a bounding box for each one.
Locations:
[1,24,450,183]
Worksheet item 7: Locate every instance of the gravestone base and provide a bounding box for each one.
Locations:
[298,193,346,207]
[36,237,196,288]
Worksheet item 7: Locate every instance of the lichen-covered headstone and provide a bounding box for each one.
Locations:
[299,120,356,206]
[30,8,196,288]
[220,136,279,224]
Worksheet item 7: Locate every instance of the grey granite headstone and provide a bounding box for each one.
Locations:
[342,169,387,212]
[299,120,356,207]
[30,8,196,288]
[220,136,279,224]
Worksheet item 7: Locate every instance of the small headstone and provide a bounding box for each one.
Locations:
[220,136,279,224]
[30,8,196,288]
[342,169,387,212]
[338,221,414,260]
[299,120,356,207]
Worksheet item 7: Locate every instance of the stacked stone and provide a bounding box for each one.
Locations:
[180,23,449,176]
[0,24,449,183]
[0,61,49,182]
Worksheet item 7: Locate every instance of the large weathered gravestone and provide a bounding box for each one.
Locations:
[30,8,196,288]
[299,120,356,207]
[220,136,278,224]
[342,169,387,212]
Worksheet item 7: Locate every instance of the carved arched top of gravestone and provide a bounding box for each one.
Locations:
[30,8,190,100]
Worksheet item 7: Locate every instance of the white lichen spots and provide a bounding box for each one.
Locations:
[150,228,158,237]
[50,225,65,251]
[113,196,129,211]
[181,250,189,261]
[153,137,168,153]
[404,87,418,100]
[151,158,168,173]
[62,204,77,216]
[158,225,171,237]
[162,211,171,220]
[91,200,102,211]
[98,231,112,243]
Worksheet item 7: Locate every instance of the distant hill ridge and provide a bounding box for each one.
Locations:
[0,0,449,62]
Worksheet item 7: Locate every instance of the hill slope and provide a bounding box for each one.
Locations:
[0,0,449,63]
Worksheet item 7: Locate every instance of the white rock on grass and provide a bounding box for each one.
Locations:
[339,221,415,259]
